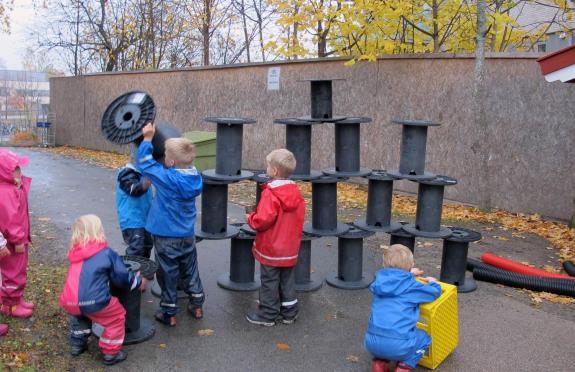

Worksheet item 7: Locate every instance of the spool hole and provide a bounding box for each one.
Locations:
[123,112,133,121]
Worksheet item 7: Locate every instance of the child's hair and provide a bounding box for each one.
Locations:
[383,244,414,271]
[266,148,296,178]
[165,138,196,167]
[71,214,106,246]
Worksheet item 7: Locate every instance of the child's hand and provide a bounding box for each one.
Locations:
[411,267,424,276]
[142,122,155,141]
[421,276,437,283]
[14,244,25,253]
[0,246,10,259]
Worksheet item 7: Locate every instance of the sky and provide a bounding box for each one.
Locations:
[0,0,37,70]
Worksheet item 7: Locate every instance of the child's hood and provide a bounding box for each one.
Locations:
[0,149,29,184]
[371,268,416,296]
[68,240,108,263]
[266,180,304,212]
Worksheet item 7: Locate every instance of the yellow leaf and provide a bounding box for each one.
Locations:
[159,343,167,348]
[276,343,289,350]
[346,355,360,363]
[198,329,214,336]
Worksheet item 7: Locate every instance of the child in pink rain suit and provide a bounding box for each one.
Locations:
[0,149,34,319]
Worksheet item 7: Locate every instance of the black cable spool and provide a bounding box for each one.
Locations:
[101,91,156,145]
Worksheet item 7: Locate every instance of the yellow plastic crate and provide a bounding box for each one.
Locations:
[416,281,459,369]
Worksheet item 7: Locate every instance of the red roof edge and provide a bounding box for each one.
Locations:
[536,44,575,75]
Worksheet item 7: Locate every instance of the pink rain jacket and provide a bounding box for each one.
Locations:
[0,150,31,249]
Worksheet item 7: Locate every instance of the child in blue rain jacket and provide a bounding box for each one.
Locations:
[365,244,442,372]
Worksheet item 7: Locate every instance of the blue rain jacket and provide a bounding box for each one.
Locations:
[116,164,153,230]
[137,141,202,238]
[367,268,441,339]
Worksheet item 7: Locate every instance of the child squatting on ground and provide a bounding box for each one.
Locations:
[137,122,204,327]
[365,244,442,372]
[0,149,35,334]
[116,153,153,258]
[245,149,305,326]
[59,214,146,366]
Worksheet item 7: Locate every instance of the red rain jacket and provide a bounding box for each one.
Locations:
[0,150,31,250]
[247,180,305,267]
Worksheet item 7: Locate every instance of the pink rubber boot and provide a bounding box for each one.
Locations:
[0,303,33,318]
[0,323,8,336]
[19,299,35,309]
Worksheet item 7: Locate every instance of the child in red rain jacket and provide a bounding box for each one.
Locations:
[0,149,34,320]
[245,149,305,326]
[59,215,145,366]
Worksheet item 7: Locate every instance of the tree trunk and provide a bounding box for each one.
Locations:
[474,0,491,211]
[240,0,250,62]
[432,0,439,52]
[203,0,211,66]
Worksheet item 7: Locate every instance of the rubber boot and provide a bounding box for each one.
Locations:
[19,299,35,310]
[372,358,390,372]
[395,362,413,372]
[0,303,33,318]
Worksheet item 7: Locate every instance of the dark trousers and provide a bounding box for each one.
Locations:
[257,264,298,321]
[154,236,204,316]
[122,228,153,258]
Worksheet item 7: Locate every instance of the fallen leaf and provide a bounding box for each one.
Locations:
[159,343,167,348]
[38,217,51,222]
[198,329,214,337]
[423,242,433,247]
[276,343,289,350]
[346,355,360,363]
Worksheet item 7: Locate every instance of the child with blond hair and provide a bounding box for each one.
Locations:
[245,148,305,326]
[59,215,145,366]
[365,244,442,372]
[137,123,203,326]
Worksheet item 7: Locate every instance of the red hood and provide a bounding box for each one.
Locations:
[68,240,108,263]
[264,180,304,212]
[0,149,29,184]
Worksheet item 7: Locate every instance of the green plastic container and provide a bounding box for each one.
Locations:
[184,131,216,171]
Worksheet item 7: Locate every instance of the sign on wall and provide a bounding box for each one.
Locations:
[267,67,280,91]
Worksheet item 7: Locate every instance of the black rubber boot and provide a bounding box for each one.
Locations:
[245,312,275,327]
[70,344,87,357]
[102,350,128,366]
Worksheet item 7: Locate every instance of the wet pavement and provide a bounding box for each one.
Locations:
[13,148,575,371]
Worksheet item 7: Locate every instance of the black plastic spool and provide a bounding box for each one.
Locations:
[354,170,401,233]
[295,233,323,292]
[252,171,271,204]
[303,175,350,237]
[323,117,372,177]
[106,256,157,345]
[101,91,156,145]
[296,79,346,122]
[202,117,255,181]
[196,178,240,240]
[388,120,439,181]
[274,118,322,180]
[440,227,482,293]
[403,175,457,239]
[217,224,260,292]
[388,222,416,252]
[326,224,375,290]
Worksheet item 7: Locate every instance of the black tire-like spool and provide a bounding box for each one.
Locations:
[440,227,481,293]
[105,256,157,345]
[303,175,350,236]
[354,171,401,233]
[217,224,260,292]
[295,233,323,292]
[101,91,156,145]
[388,222,416,252]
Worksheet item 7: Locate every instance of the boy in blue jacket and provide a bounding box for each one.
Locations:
[138,123,203,327]
[365,244,442,372]
[116,154,153,258]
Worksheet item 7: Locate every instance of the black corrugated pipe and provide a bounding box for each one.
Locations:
[472,267,575,297]
[466,257,493,272]
[563,261,575,277]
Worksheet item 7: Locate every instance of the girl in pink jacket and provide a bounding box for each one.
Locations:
[0,149,34,319]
